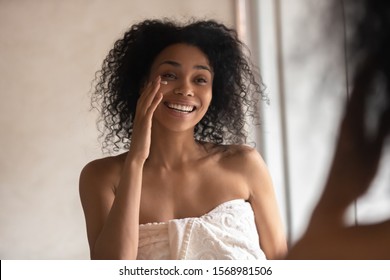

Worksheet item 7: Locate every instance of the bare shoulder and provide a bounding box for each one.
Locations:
[217,144,272,194]
[79,152,127,193]
[79,152,128,253]
[218,144,267,172]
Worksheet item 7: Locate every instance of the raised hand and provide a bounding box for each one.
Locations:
[317,66,389,214]
[127,76,164,163]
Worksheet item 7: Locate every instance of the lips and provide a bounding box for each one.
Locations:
[164,102,196,113]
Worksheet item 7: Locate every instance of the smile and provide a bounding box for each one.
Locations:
[164,102,196,113]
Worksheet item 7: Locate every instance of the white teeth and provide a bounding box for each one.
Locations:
[166,103,195,112]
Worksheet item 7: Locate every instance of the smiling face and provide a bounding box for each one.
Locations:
[149,43,213,133]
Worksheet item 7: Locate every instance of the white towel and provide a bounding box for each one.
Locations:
[138,199,266,260]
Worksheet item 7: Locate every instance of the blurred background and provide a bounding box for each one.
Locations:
[1,0,389,259]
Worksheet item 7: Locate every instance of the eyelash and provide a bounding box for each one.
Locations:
[160,73,208,85]
[161,73,176,80]
[195,77,208,84]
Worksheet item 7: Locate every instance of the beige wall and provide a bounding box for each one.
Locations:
[0,0,235,259]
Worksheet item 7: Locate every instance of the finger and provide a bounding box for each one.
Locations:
[146,91,163,117]
[137,78,159,114]
[137,76,162,112]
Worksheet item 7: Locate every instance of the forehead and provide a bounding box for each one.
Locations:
[151,43,211,69]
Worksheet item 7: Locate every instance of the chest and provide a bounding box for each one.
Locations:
[139,163,249,224]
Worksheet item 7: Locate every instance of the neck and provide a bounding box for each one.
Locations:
[147,126,204,170]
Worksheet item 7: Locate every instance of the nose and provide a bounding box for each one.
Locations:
[173,83,194,96]
[174,88,193,96]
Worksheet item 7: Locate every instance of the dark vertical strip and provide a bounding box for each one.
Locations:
[340,0,358,226]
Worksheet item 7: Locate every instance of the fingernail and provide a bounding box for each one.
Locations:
[160,81,168,85]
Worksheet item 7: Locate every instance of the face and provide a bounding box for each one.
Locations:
[149,43,213,132]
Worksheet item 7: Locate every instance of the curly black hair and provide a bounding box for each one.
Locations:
[92,19,267,153]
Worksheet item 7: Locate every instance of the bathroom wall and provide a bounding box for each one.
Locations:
[0,0,235,259]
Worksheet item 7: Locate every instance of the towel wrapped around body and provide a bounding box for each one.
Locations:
[137,199,266,260]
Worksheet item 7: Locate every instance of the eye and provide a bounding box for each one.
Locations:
[195,77,208,85]
[161,73,176,80]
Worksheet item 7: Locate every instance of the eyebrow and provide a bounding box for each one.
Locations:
[159,60,212,73]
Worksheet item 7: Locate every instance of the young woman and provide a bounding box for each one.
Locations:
[79,19,287,260]
[287,0,390,259]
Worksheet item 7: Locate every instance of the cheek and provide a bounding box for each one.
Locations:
[203,90,212,106]
[161,85,174,96]
[199,96,212,116]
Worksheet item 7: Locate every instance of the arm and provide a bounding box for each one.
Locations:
[245,149,288,259]
[79,158,144,260]
[79,77,163,259]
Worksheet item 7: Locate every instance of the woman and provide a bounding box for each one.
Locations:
[287,0,390,259]
[79,19,287,260]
